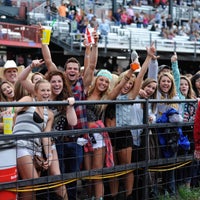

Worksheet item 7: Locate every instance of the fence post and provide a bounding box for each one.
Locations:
[143,99,149,200]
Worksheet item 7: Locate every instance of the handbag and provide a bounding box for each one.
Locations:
[33,155,47,171]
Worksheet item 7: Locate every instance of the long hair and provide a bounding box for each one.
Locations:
[14,80,29,101]
[141,78,157,113]
[191,73,200,98]
[46,70,73,111]
[158,72,177,99]
[0,80,14,102]
[87,76,111,116]
[180,75,195,99]
[158,72,178,109]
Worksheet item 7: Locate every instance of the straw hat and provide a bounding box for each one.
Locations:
[0,60,24,78]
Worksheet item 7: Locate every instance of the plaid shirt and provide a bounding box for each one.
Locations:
[71,77,88,130]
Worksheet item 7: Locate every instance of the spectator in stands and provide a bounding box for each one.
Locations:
[154,10,161,25]
[191,73,200,98]
[0,60,24,86]
[90,15,99,29]
[68,0,77,14]
[188,30,198,41]
[69,11,78,34]
[112,8,121,26]
[78,16,89,34]
[135,12,143,28]
[50,2,58,21]
[143,13,149,28]
[44,0,51,20]
[161,15,167,29]
[120,8,128,28]
[87,8,94,22]
[40,29,99,200]
[12,78,69,200]
[58,1,67,21]
[126,3,134,24]
[166,14,174,30]
[98,18,110,43]
[190,17,199,33]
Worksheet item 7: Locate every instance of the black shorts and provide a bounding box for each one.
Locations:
[108,130,133,151]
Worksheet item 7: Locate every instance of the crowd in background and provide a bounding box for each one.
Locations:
[42,0,200,43]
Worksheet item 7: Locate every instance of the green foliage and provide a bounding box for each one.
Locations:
[158,186,200,200]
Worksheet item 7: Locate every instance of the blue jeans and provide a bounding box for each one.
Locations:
[56,141,83,200]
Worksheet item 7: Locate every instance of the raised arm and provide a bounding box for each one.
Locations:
[83,40,91,76]
[18,59,44,95]
[171,52,180,94]
[83,30,99,93]
[107,67,136,100]
[41,44,58,72]
[129,44,156,99]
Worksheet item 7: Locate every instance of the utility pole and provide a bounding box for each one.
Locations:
[168,0,173,18]
[112,0,117,14]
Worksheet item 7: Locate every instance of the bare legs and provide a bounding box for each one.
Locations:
[17,155,39,200]
[84,147,106,199]
[49,149,68,200]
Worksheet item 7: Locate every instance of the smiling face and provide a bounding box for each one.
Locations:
[159,75,172,94]
[49,75,64,97]
[96,76,110,93]
[121,79,134,95]
[1,82,14,101]
[65,62,80,84]
[143,81,157,98]
[180,78,189,97]
[35,81,51,101]
[4,68,18,84]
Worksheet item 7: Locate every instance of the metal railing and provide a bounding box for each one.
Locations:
[0,98,197,199]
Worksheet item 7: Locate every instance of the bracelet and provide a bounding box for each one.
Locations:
[85,54,90,58]
[46,153,53,158]
[124,75,130,81]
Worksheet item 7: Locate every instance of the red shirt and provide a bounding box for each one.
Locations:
[194,101,200,151]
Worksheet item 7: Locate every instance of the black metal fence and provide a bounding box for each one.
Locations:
[0,99,198,200]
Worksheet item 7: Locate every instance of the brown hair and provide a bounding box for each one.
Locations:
[180,75,195,99]
[64,57,81,71]
[45,71,72,111]
[141,78,157,113]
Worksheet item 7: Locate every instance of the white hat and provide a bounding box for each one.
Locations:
[0,60,24,78]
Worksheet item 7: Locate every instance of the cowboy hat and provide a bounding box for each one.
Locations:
[0,60,24,78]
